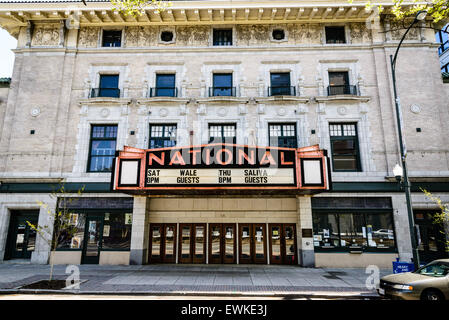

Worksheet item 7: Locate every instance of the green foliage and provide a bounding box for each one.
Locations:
[353,0,449,23]
[111,0,172,16]
[421,188,449,252]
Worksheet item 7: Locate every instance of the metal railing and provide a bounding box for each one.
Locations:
[209,87,236,97]
[90,88,121,98]
[268,86,296,96]
[149,87,178,98]
[327,85,359,96]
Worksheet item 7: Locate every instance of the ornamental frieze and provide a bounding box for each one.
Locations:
[125,26,157,47]
[389,20,419,40]
[349,23,372,44]
[78,27,100,48]
[31,24,60,46]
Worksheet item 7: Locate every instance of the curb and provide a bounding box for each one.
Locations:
[0,289,383,299]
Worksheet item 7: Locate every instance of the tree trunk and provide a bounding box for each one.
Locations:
[49,252,54,281]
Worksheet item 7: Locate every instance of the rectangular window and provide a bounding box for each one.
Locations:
[328,71,356,95]
[213,29,232,46]
[329,123,360,172]
[436,30,449,55]
[102,30,122,47]
[57,212,86,249]
[325,26,346,44]
[102,212,132,250]
[96,74,120,98]
[88,125,117,172]
[212,73,233,96]
[149,124,177,149]
[270,72,293,96]
[312,211,396,252]
[209,124,236,144]
[154,74,176,97]
[269,123,298,148]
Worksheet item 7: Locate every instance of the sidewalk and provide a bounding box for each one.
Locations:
[0,264,390,298]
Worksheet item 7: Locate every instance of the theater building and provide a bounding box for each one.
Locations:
[0,0,448,268]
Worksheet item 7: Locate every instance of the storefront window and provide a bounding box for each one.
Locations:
[102,213,132,250]
[339,213,366,248]
[313,213,340,248]
[366,212,395,249]
[57,213,86,249]
[312,211,396,252]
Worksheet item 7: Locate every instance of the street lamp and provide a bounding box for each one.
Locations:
[390,10,427,270]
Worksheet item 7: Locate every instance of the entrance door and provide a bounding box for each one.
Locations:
[239,223,267,264]
[149,223,177,263]
[178,223,206,264]
[414,210,449,264]
[82,216,103,264]
[5,210,39,260]
[209,223,236,264]
[269,224,298,265]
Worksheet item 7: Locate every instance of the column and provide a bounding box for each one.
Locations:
[31,198,57,264]
[129,196,150,265]
[296,196,315,267]
[391,194,413,262]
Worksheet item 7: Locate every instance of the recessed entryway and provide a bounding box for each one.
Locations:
[4,210,39,260]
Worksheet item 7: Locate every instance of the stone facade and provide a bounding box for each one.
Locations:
[0,1,448,267]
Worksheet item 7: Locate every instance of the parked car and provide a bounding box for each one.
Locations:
[378,259,449,300]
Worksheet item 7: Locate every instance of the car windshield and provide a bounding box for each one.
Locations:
[414,262,449,277]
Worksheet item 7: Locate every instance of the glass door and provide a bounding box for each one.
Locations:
[223,224,236,264]
[253,224,267,264]
[193,224,206,263]
[239,224,252,264]
[164,224,177,263]
[209,223,236,264]
[283,224,297,265]
[82,216,103,264]
[149,224,162,263]
[5,211,39,260]
[269,224,282,265]
[178,224,192,263]
[209,223,222,264]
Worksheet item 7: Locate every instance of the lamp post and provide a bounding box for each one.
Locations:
[390,10,427,270]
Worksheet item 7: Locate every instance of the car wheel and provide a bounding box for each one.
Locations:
[421,289,444,301]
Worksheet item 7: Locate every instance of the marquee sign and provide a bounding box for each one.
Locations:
[111,143,331,193]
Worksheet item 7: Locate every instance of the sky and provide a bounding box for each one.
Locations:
[0,27,17,78]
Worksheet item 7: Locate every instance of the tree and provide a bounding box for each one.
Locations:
[27,184,85,281]
[421,188,449,253]
[352,0,449,24]
[111,0,172,16]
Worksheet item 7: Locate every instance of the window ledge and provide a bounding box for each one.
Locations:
[196,97,250,104]
[315,95,370,103]
[78,97,131,105]
[255,96,310,103]
[137,97,190,104]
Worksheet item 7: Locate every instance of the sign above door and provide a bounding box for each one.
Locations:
[111,143,331,195]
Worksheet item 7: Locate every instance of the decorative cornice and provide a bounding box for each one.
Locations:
[314,95,370,103]
[78,97,132,105]
[255,96,310,103]
[136,97,191,104]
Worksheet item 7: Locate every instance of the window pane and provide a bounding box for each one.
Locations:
[57,213,86,249]
[149,125,177,149]
[366,212,395,249]
[313,213,340,248]
[325,26,346,44]
[329,72,348,86]
[339,213,366,248]
[213,74,232,87]
[100,75,119,88]
[270,73,290,87]
[91,140,116,156]
[102,30,122,47]
[213,29,232,46]
[331,140,357,170]
[102,213,132,250]
[156,74,175,88]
